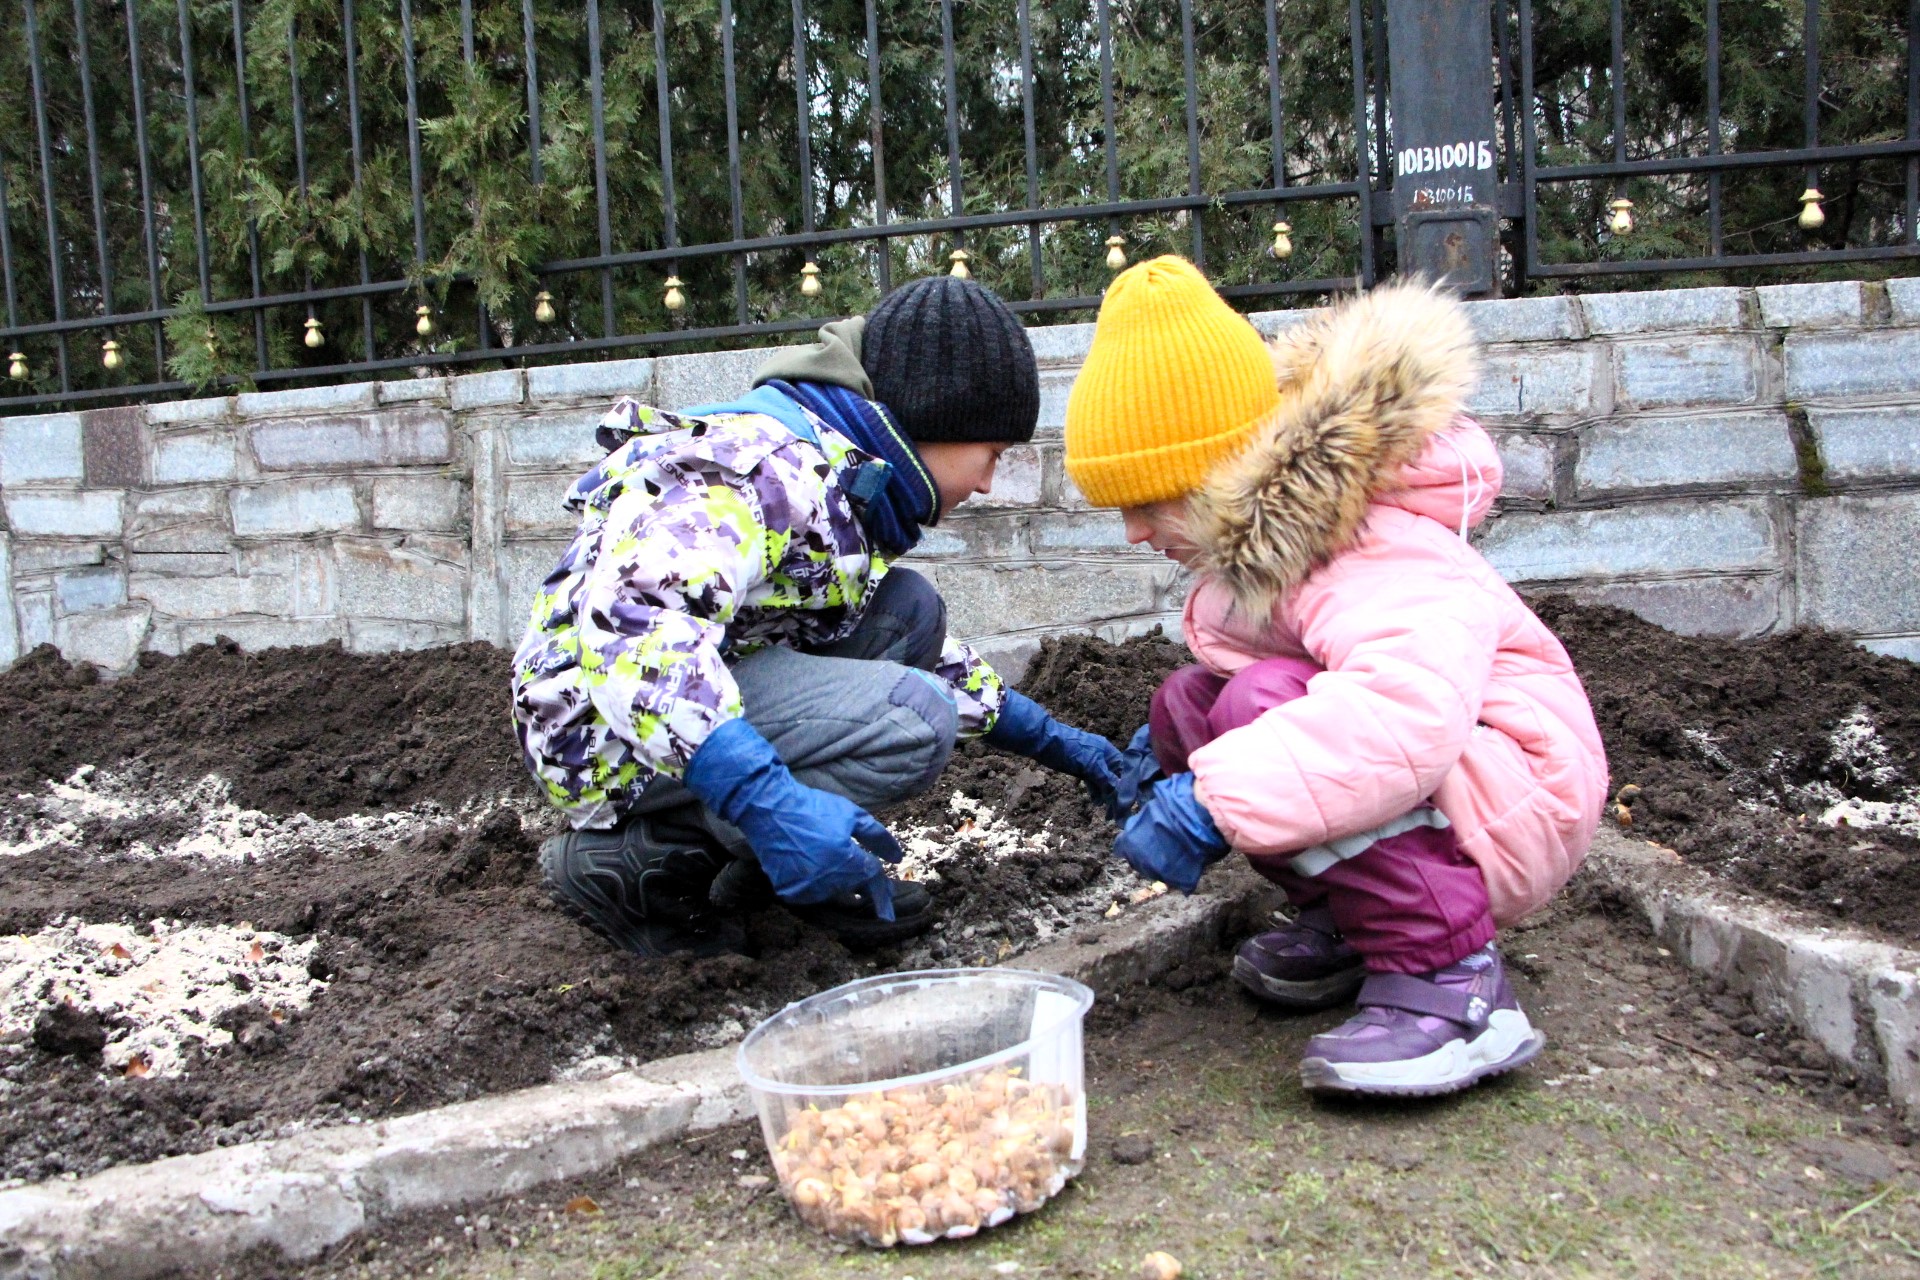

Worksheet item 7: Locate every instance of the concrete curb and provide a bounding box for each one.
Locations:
[1585,827,1920,1119]
[0,880,1265,1280]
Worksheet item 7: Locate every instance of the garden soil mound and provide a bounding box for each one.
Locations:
[5,608,1917,1185]
[1537,596,1920,946]
[0,632,1181,1184]
[0,639,534,817]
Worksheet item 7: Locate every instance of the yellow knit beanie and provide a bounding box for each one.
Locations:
[1064,256,1279,509]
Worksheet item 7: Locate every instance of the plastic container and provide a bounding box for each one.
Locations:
[737,968,1094,1247]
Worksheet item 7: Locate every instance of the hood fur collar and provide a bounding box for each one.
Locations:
[1186,280,1478,615]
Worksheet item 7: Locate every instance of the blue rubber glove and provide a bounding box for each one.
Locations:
[1113,772,1229,895]
[986,691,1125,808]
[683,718,903,921]
[1106,724,1166,824]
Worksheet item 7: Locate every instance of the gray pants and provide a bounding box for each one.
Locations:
[633,569,959,847]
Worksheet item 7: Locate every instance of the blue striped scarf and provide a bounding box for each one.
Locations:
[765,379,941,557]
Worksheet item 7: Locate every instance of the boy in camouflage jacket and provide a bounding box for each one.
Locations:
[513,278,1122,956]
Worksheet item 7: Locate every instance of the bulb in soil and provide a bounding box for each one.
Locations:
[1138,1251,1183,1280]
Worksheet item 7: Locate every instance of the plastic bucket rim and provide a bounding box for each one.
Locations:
[735,967,1095,1098]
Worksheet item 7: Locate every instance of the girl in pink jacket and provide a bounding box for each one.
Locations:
[1064,259,1608,1097]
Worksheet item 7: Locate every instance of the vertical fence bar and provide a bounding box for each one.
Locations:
[73,0,116,339]
[459,0,490,351]
[1803,0,1820,207]
[1370,0,1388,188]
[0,135,19,343]
[289,15,315,316]
[653,0,679,300]
[1348,0,1374,285]
[722,0,748,318]
[126,0,165,369]
[1519,0,1538,275]
[1179,0,1203,266]
[522,0,544,187]
[1265,0,1285,191]
[1706,0,1723,257]
[399,0,429,277]
[232,0,268,369]
[176,0,212,309]
[0,157,17,333]
[1909,0,1918,244]
[1096,0,1120,245]
[343,0,375,357]
[1495,0,1516,184]
[862,0,890,295]
[1016,0,1042,297]
[585,0,615,334]
[25,0,71,388]
[939,0,963,233]
[1265,0,1289,270]
[794,0,818,264]
[1609,0,1626,215]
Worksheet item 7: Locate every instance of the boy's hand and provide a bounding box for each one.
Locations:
[685,718,903,920]
[1113,772,1228,894]
[1106,724,1165,823]
[986,691,1125,808]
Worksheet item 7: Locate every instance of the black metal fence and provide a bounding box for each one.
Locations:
[0,0,1915,411]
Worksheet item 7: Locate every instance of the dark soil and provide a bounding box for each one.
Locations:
[0,639,534,817]
[1536,596,1920,946]
[0,632,1185,1185]
[8,602,1919,1191]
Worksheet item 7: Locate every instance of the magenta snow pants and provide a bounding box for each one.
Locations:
[1149,657,1495,974]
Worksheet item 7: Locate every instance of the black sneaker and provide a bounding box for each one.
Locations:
[540,817,744,958]
[707,858,936,950]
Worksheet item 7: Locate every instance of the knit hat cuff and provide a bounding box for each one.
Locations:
[1066,416,1263,509]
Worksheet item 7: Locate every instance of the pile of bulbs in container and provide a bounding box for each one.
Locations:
[768,1064,1079,1247]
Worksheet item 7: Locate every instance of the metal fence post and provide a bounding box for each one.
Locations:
[1386,0,1501,294]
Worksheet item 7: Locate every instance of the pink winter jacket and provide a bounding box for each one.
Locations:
[1177,284,1609,925]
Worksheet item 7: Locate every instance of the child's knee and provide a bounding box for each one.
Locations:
[1149,664,1228,773]
[877,668,959,796]
[1208,656,1321,736]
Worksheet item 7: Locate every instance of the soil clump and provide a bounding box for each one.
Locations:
[1537,596,1920,946]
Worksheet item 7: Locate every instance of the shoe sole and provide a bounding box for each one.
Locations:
[1231,954,1367,1011]
[1298,1009,1546,1098]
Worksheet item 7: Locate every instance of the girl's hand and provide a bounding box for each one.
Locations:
[1113,773,1229,894]
[1106,724,1165,823]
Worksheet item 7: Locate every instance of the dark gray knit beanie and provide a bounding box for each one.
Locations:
[862,276,1039,444]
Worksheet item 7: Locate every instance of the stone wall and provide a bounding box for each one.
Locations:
[2,278,1918,678]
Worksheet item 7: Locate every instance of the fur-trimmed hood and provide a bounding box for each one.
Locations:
[1186,281,1482,613]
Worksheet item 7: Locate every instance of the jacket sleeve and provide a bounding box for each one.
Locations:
[1187,526,1503,853]
[934,638,1008,738]
[572,466,777,782]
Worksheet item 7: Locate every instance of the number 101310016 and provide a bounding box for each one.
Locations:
[1409,184,1476,207]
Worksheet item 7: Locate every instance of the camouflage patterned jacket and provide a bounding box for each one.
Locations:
[511,396,1006,829]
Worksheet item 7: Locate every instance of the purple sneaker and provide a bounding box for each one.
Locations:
[1298,943,1544,1097]
[1231,905,1367,1010]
